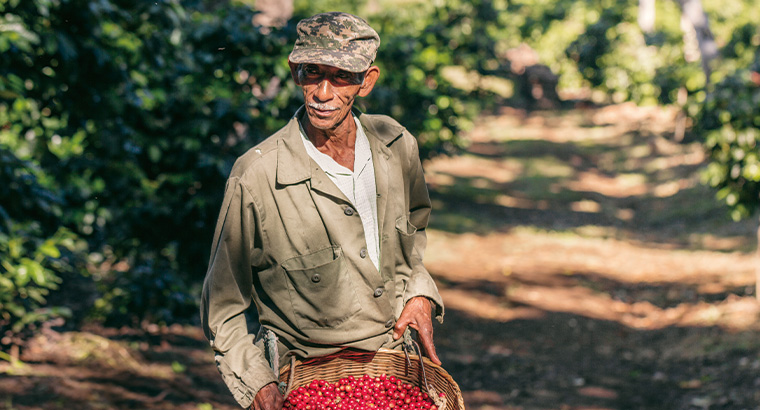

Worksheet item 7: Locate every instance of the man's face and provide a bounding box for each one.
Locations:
[295,63,367,130]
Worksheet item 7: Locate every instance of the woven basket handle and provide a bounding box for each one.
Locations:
[402,337,431,389]
[283,355,296,395]
[402,334,447,410]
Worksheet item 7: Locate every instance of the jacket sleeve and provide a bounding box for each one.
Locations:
[200,176,276,408]
[401,134,445,323]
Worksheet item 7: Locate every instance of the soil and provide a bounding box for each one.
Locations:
[2,104,759,410]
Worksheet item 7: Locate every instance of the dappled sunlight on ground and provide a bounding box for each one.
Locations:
[468,103,680,144]
[429,230,756,285]
[426,155,524,185]
[422,104,760,409]
[0,326,239,410]
[425,104,755,252]
[439,287,546,322]
[510,284,760,331]
[427,229,758,332]
[565,170,648,198]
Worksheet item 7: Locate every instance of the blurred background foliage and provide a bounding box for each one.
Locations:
[696,53,760,222]
[1,0,759,347]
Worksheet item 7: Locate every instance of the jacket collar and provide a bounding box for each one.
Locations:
[358,110,405,146]
[276,106,312,186]
[276,106,404,186]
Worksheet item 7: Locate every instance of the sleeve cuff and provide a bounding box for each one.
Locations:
[403,270,444,323]
[216,353,278,408]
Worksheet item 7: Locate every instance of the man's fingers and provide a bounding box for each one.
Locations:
[273,389,284,410]
[418,330,441,365]
[414,319,441,366]
[393,315,412,339]
[252,382,284,410]
[396,298,440,365]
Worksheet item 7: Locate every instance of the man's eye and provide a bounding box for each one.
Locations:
[336,72,357,83]
[337,72,350,78]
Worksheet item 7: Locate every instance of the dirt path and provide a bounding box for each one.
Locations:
[2,104,759,410]
[423,104,760,409]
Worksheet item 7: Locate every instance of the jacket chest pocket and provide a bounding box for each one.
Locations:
[281,246,361,329]
[395,214,417,266]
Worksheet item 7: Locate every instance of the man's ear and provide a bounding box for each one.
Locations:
[288,61,301,85]
[358,65,380,97]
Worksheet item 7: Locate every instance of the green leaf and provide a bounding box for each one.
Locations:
[171,361,187,373]
[39,242,61,259]
[27,288,47,304]
[148,145,162,163]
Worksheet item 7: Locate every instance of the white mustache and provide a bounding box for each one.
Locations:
[308,103,338,111]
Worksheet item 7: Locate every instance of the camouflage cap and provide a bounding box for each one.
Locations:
[288,12,380,73]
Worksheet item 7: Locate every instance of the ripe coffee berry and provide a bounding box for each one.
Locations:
[283,374,445,410]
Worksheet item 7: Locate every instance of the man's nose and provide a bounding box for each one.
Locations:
[313,78,333,101]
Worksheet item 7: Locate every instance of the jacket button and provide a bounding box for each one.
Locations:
[344,207,354,216]
[373,288,384,297]
[385,319,394,328]
[311,273,321,283]
[359,248,367,258]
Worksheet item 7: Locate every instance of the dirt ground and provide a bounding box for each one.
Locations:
[2,104,759,410]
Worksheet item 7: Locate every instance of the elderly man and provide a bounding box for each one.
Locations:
[200,12,444,410]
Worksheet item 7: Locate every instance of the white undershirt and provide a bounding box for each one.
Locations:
[300,115,380,271]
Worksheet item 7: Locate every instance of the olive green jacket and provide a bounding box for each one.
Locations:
[200,107,444,408]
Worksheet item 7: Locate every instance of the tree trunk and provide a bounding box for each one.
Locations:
[673,86,688,141]
[676,0,718,84]
[638,0,656,33]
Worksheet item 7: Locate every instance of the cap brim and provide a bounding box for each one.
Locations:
[288,48,372,73]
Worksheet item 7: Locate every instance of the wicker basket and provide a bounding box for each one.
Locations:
[278,347,465,410]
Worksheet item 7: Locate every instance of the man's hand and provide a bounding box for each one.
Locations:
[393,296,441,365]
[251,382,284,410]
